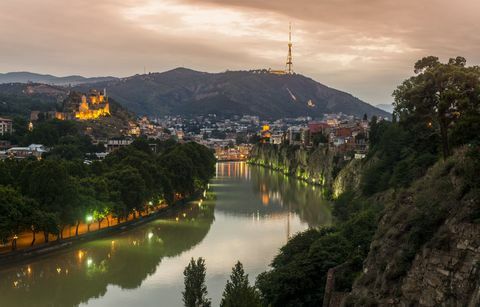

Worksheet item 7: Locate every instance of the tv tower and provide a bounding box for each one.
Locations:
[285,22,293,74]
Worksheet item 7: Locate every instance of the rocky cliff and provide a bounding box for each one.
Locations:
[346,147,480,306]
[249,144,363,197]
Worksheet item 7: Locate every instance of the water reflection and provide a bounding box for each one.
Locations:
[216,162,331,227]
[0,162,331,307]
[0,201,215,307]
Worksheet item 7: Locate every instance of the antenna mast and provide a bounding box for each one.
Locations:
[285,22,293,74]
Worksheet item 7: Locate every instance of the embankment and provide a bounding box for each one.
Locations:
[248,144,362,197]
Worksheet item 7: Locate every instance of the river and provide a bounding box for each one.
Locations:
[0,162,331,307]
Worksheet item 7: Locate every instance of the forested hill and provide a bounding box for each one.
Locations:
[0,72,117,86]
[75,68,389,119]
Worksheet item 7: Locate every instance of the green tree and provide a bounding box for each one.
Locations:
[220,261,262,307]
[0,186,27,250]
[183,257,211,307]
[393,56,480,158]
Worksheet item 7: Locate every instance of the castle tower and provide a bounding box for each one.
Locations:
[285,22,293,74]
[79,95,89,112]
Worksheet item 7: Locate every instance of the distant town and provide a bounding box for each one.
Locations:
[0,90,387,163]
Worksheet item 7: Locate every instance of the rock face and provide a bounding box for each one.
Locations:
[249,144,363,195]
[347,148,480,306]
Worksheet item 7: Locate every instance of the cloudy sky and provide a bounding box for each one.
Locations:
[1,0,479,105]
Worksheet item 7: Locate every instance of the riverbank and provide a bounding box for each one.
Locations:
[248,144,363,198]
[0,191,205,268]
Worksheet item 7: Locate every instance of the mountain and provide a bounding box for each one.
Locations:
[376,103,394,113]
[77,68,389,119]
[0,72,117,86]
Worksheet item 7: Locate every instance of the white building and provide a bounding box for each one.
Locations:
[7,144,47,159]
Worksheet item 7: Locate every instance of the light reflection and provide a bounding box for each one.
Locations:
[78,250,85,261]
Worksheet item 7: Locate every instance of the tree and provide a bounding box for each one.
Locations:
[183,257,211,307]
[0,186,27,250]
[393,56,480,158]
[220,262,262,307]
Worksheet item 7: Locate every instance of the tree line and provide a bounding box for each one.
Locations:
[0,138,216,250]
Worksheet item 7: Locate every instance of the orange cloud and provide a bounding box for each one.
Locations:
[0,0,479,105]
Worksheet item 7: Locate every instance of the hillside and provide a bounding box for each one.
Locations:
[0,83,135,138]
[77,68,389,119]
[347,147,480,306]
[0,83,67,116]
[0,72,117,86]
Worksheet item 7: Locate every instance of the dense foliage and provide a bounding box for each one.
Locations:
[183,257,211,307]
[0,138,216,249]
[220,262,262,307]
[254,56,480,306]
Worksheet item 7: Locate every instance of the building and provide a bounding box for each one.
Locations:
[7,144,47,159]
[288,127,310,146]
[75,90,110,120]
[308,121,330,134]
[270,132,284,145]
[0,117,13,135]
[107,139,133,153]
[261,125,272,143]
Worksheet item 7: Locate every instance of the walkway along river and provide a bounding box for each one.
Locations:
[0,162,332,307]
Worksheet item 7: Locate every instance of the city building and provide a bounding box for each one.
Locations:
[7,144,47,159]
[0,117,13,135]
[107,139,133,153]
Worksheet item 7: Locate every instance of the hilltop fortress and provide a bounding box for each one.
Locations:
[30,89,110,122]
[75,89,110,120]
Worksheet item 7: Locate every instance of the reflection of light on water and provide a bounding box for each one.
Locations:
[78,250,85,261]
[261,193,269,205]
[148,232,154,239]
[87,258,93,267]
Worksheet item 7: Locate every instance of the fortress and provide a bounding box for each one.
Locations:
[75,89,110,120]
[29,89,111,123]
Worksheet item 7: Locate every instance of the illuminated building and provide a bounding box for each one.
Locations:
[75,89,110,120]
[261,124,272,143]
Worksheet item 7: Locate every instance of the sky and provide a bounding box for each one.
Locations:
[1,0,479,105]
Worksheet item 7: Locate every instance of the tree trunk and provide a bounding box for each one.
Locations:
[133,211,137,219]
[440,116,450,159]
[75,221,80,236]
[98,220,102,230]
[11,238,17,251]
[117,217,121,225]
[31,231,36,246]
[59,226,65,240]
[106,217,110,227]
[44,231,49,243]
[87,223,91,232]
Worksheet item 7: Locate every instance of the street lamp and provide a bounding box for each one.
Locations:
[86,215,93,232]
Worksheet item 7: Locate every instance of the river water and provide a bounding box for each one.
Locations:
[0,162,331,307]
